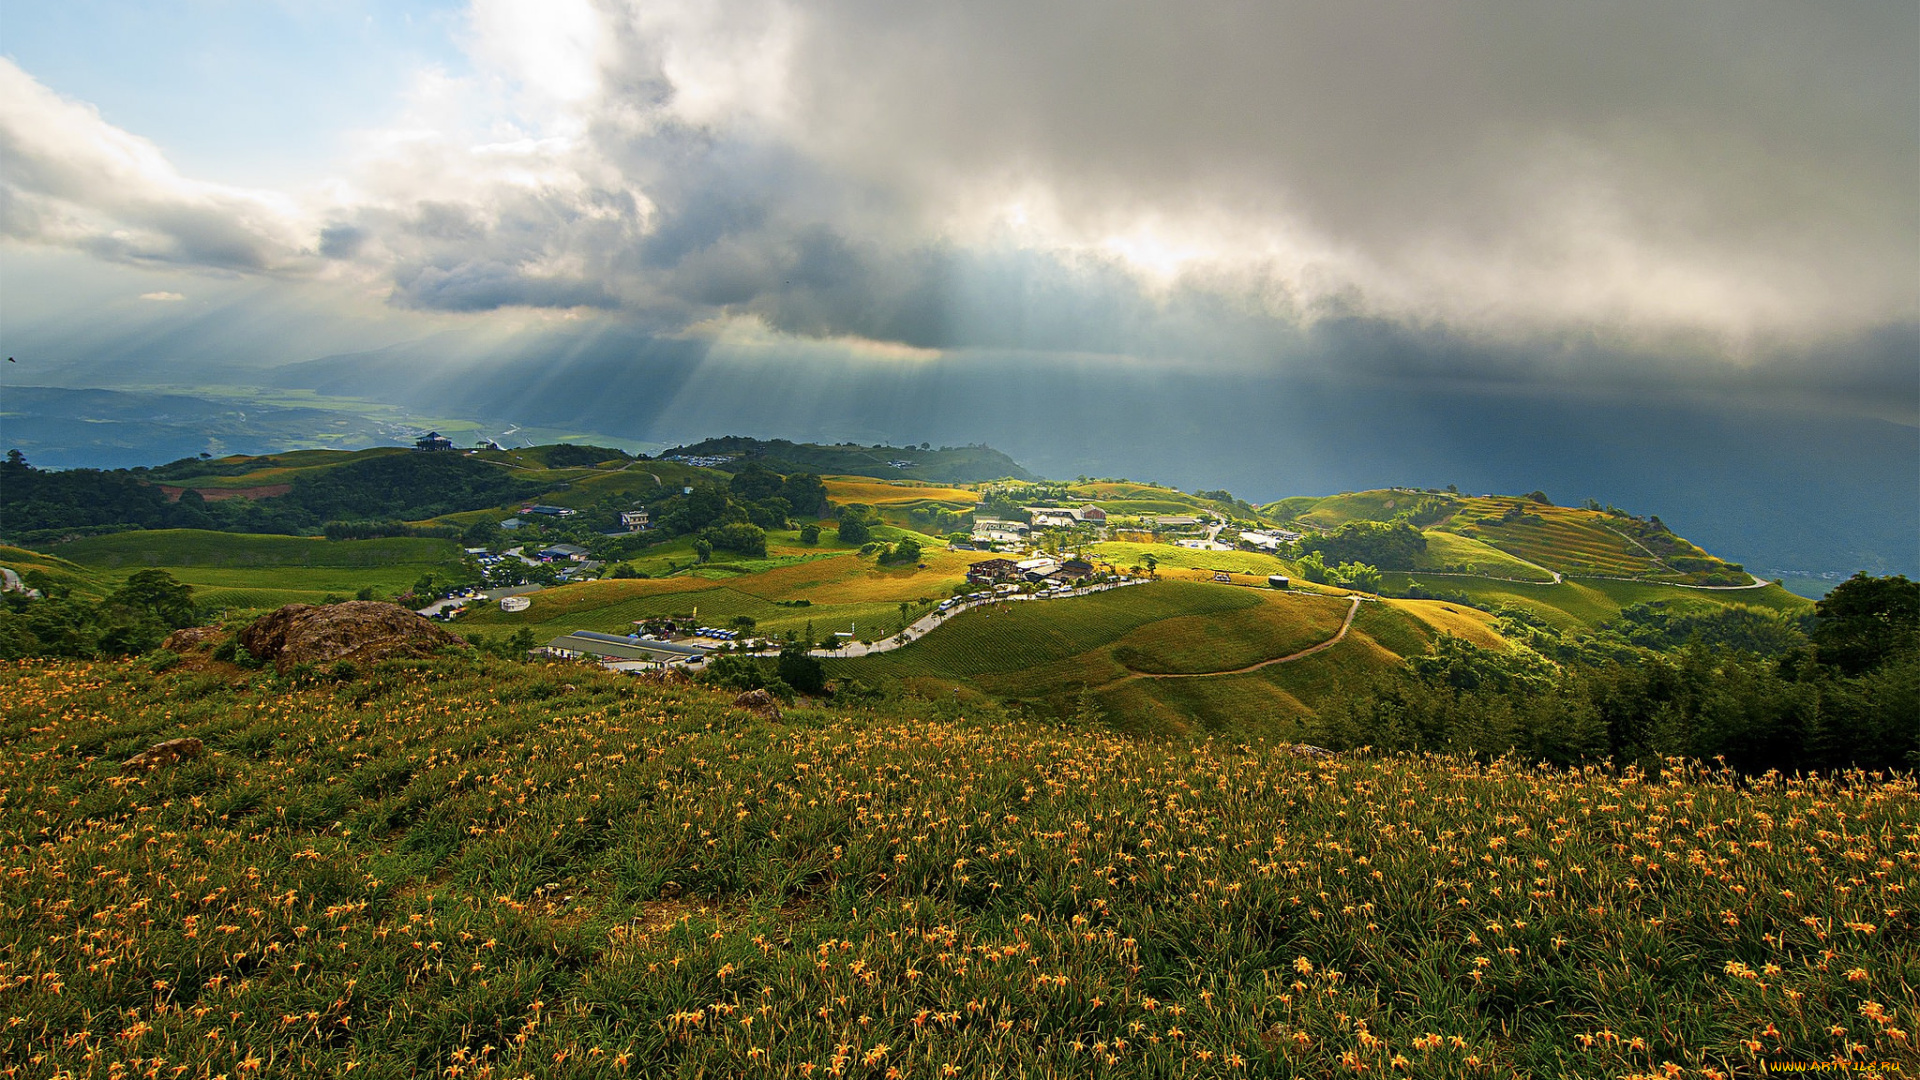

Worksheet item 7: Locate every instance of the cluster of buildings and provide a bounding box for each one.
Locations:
[967,556,1098,587]
[666,454,735,468]
[968,504,1108,548]
[538,630,713,669]
[1235,529,1302,553]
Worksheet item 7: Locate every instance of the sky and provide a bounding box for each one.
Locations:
[1,1,1916,572]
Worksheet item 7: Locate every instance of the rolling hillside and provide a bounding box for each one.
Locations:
[1263,488,1752,586]
[830,582,1504,735]
[4,654,1901,1078]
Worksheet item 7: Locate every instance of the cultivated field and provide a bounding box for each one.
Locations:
[1413,532,1557,582]
[3,657,1909,1079]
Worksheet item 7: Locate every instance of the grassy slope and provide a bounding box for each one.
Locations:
[1377,572,1812,632]
[1264,489,1431,530]
[0,544,110,599]
[40,531,470,611]
[1413,531,1556,582]
[834,583,1404,734]
[2,657,1906,1079]
[1088,542,1298,579]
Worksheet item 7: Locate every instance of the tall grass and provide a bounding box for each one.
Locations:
[4,656,1908,1078]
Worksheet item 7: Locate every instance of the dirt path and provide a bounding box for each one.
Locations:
[1113,595,1365,683]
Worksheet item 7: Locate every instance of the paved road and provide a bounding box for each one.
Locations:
[417,584,542,617]
[758,578,1154,659]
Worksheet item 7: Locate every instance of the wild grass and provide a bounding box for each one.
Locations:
[3,656,1910,1079]
[822,479,980,507]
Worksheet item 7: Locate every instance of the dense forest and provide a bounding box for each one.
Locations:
[1308,573,1919,772]
[0,450,545,542]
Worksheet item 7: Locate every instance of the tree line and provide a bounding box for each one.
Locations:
[1307,573,1919,773]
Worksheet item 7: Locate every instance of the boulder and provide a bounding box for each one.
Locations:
[161,625,227,652]
[240,601,463,672]
[732,688,783,720]
[1285,743,1336,760]
[122,737,204,773]
[630,667,692,686]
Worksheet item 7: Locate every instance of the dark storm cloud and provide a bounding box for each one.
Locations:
[4,3,1915,400]
[391,259,618,312]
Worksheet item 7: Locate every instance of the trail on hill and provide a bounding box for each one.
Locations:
[1113,595,1364,682]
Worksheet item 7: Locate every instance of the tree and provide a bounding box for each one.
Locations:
[799,523,821,545]
[1811,573,1920,676]
[731,615,758,633]
[109,570,197,629]
[1329,562,1381,592]
[777,642,826,695]
[1144,553,1158,579]
[782,473,828,517]
[1300,519,1427,570]
[836,505,874,545]
[729,463,786,501]
[880,537,922,565]
[1298,552,1329,584]
[692,538,713,563]
[703,522,768,558]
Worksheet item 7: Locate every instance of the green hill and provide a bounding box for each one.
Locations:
[663,436,1035,483]
[831,582,1501,735]
[0,544,109,599]
[1,654,1904,1078]
[42,530,469,611]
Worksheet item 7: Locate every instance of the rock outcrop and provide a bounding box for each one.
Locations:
[121,737,204,773]
[732,688,783,720]
[240,602,462,672]
[161,626,227,652]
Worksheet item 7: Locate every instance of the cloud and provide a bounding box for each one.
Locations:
[3,2,1916,385]
[138,291,185,301]
[391,258,617,312]
[0,59,307,272]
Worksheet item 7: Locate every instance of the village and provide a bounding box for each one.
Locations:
[427,492,1313,676]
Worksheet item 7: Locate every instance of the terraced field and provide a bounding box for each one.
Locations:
[1441,498,1671,578]
[1376,572,1806,631]
[1413,530,1556,582]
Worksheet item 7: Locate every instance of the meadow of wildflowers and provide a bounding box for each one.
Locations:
[1,655,1913,1078]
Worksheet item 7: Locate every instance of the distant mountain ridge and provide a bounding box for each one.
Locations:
[660,436,1034,484]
